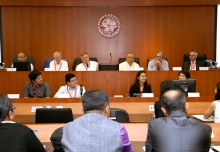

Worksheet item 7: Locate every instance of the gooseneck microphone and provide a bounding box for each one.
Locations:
[110,53,112,63]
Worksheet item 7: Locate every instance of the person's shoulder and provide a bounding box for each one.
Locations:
[42,82,50,86]
[90,60,98,64]
[24,82,31,86]
[50,60,55,64]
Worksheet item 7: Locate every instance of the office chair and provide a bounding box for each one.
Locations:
[72,57,98,71]
[12,56,35,67]
[43,59,69,70]
[147,57,168,67]
[35,108,73,123]
[110,108,130,123]
[118,58,140,64]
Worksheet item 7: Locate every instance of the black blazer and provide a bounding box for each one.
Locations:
[154,101,166,118]
[182,60,205,70]
[129,83,152,97]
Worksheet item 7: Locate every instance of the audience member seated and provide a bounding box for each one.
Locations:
[154,79,177,118]
[129,70,152,97]
[178,70,190,80]
[0,95,46,152]
[204,81,220,122]
[75,52,98,71]
[54,73,86,98]
[182,50,205,70]
[49,51,69,71]
[147,51,169,71]
[11,52,34,71]
[23,70,51,98]
[146,89,212,152]
[61,89,134,152]
[119,53,139,71]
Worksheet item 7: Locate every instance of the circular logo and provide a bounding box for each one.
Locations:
[97,14,120,38]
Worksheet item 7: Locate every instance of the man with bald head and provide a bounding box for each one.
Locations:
[145,89,211,152]
[119,53,139,71]
[11,52,34,71]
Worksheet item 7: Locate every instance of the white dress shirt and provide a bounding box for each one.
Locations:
[54,85,86,98]
[119,61,139,71]
[49,60,69,71]
[76,61,98,71]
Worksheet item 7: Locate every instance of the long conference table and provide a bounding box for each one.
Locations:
[12,97,214,123]
[0,70,220,97]
[25,123,220,152]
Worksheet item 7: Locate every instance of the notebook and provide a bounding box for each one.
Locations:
[192,115,214,122]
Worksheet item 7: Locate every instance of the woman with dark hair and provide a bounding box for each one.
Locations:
[154,79,177,118]
[129,70,152,97]
[178,70,190,80]
[204,82,220,122]
[0,95,46,152]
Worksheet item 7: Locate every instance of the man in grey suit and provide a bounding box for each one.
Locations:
[145,89,211,152]
[61,89,134,152]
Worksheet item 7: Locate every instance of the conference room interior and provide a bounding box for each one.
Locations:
[0,1,220,151]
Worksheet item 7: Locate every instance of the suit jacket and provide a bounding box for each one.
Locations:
[182,60,205,70]
[129,83,152,97]
[145,111,211,152]
[154,101,166,118]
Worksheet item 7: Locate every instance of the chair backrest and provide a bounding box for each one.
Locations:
[35,108,73,123]
[183,54,207,62]
[72,57,98,71]
[43,59,69,70]
[110,108,129,123]
[12,56,35,67]
[118,58,140,64]
[147,57,168,67]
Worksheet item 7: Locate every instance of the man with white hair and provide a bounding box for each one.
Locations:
[148,51,169,71]
[49,51,69,71]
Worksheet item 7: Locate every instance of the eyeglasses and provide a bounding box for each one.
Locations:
[70,79,78,83]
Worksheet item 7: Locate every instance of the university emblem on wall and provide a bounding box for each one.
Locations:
[97,14,120,38]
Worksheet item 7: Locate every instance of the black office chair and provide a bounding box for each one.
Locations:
[12,56,35,67]
[147,57,168,67]
[110,108,130,123]
[35,108,73,123]
[183,54,207,62]
[72,57,98,71]
[118,58,140,64]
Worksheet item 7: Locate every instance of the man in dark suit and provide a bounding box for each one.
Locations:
[182,50,205,70]
[146,89,211,152]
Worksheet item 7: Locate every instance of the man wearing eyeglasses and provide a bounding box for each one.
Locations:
[119,53,140,71]
[148,51,169,71]
[11,52,34,71]
[54,73,86,98]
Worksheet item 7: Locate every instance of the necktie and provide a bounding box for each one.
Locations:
[86,64,89,68]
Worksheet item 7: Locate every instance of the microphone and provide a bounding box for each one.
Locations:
[110,53,112,63]
[80,84,83,97]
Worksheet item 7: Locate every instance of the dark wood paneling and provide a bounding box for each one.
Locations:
[0,70,219,97]
[1,6,215,70]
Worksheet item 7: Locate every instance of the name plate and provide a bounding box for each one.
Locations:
[141,93,154,97]
[172,67,182,71]
[199,67,209,70]
[44,68,53,71]
[110,117,116,120]
[188,92,200,97]
[31,106,43,112]
[7,68,16,71]
[114,95,123,97]
[7,94,19,99]
[87,67,96,71]
[55,94,70,98]
[56,106,63,109]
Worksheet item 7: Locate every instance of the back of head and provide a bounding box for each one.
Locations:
[160,79,177,95]
[65,73,75,84]
[215,82,220,100]
[161,89,186,115]
[82,89,108,113]
[28,70,41,82]
[0,95,12,122]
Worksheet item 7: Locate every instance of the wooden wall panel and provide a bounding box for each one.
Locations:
[1,6,215,70]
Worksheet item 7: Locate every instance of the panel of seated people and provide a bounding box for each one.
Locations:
[0,70,219,97]
[11,97,213,123]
